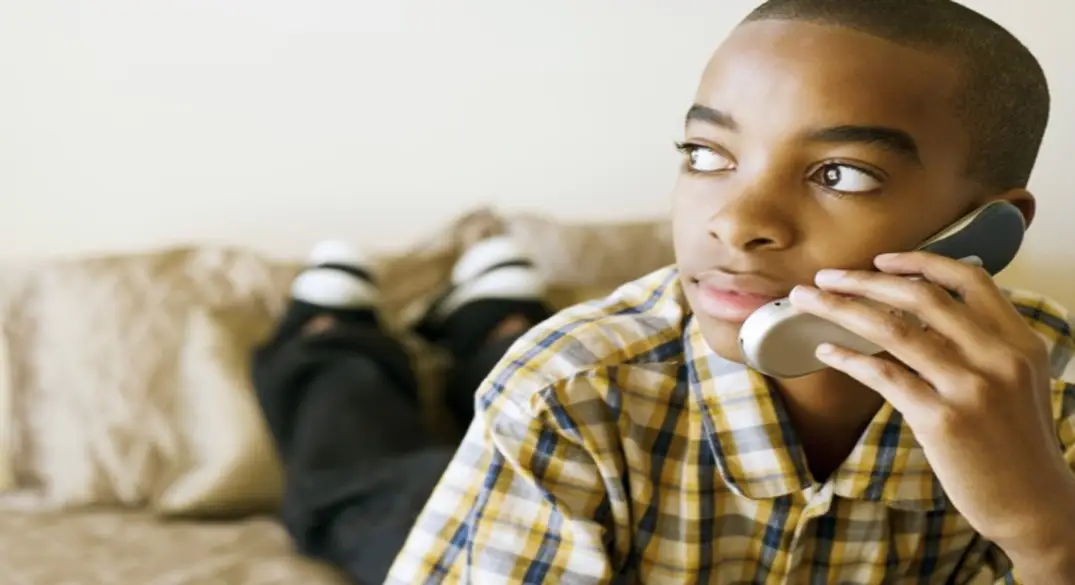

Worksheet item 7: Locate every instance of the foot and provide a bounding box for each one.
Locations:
[456,215,543,340]
[271,240,381,344]
[427,231,547,324]
[415,224,552,359]
[291,240,379,310]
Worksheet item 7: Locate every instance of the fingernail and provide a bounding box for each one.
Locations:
[790,285,819,302]
[815,343,837,359]
[875,253,899,263]
[814,269,845,286]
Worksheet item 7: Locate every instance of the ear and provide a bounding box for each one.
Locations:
[993,188,1036,229]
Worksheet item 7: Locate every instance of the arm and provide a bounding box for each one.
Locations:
[994,379,1075,584]
[987,307,1075,585]
[789,259,1075,585]
[386,375,621,584]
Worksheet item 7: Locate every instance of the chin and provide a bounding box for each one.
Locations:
[693,312,747,363]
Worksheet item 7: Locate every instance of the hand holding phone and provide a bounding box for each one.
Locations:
[737,201,1026,378]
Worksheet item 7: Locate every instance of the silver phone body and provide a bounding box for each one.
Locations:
[737,201,1026,378]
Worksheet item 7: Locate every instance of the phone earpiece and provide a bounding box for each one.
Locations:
[915,200,1025,275]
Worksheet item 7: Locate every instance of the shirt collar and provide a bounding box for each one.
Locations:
[681,316,947,511]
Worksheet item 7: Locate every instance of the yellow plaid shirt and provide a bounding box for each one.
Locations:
[388,266,1075,584]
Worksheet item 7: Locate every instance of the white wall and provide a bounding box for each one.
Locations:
[1,1,1073,306]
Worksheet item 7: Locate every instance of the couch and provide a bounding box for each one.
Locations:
[0,210,673,583]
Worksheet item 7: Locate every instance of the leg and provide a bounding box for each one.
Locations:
[441,304,549,425]
[252,242,451,584]
[416,225,554,427]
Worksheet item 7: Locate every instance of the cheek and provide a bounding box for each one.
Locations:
[670,175,696,215]
[802,210,928,270]
[670,181,712,256]
[802,173,971,268]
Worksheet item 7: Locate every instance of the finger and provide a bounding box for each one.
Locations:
[814,343,939,419]
[790,285,968,381]
[812,268,991,345]
[872,253,1050,377]
[873,252,1023,328]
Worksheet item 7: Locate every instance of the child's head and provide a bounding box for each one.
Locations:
[672,0,1051,362]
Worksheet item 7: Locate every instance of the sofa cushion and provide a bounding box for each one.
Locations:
[0,247,297,507]
[0,301,13,491]
[153,305,284,517]
[0,210,674,511]
[0,509,350,584]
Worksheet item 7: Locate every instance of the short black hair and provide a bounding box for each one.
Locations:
[742,0,1050,192]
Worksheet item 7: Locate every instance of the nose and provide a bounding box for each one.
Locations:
[706,188,796,252]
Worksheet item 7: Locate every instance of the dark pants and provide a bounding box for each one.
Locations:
[251,319,523,584]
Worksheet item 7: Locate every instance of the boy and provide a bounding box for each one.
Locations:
[384,0,1075,583]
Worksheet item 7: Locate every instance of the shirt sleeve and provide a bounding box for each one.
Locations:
[996,307,1075,584]
[957,379,1075,585]
[975,293,1075,585]
[386,371,619,584]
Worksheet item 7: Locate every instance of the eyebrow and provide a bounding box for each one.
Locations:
[685,104,921,165]
[685,104,738,130]
[807,125,921,164]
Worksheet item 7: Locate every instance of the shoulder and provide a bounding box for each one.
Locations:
[477,266,687,416]
[1004,289,1075,441]
[1004,288,1074,380]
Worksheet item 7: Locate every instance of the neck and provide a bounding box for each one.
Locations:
[773,368,885,480]
[778,368,883,427]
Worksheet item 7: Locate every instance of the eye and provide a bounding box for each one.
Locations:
[810,163,883,194]
[676,143,734,173]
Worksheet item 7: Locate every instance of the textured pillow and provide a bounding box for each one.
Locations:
[153,307,283,517]
[0,272,32,494]
[0,314,13,491]
[1,248,297,508]
[506,213,673,290]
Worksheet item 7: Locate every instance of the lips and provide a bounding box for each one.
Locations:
[691,272,788,323]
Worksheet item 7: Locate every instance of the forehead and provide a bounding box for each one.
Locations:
[697,20,964,144]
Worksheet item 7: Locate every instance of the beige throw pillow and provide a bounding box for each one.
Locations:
[0,315,14,491]
[153,307,283,517]
[0,248,297,510]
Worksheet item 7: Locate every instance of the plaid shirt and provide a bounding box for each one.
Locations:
[388,266,1075,584]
